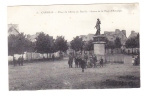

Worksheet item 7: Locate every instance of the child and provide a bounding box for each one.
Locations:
[100,57,103,67]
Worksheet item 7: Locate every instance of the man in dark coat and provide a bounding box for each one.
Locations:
[20,56,24,66]
[100,57,103,67]
[68,53,73,68]
[93,55,97,68]
[81,58,86,72]
[18,56,21,66]
[84,53,88,68]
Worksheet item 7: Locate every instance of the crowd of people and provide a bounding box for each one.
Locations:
[13,56,24,66]
[68,52,104,72]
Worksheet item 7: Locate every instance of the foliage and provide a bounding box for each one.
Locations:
[83,40,93,51]
[125,33,139,48]
[104,37,115,49]
[35,32,48,54]
[70,36,84,51]
[55,36,68,52]
[114,37,122,48]
[8,33,28,56]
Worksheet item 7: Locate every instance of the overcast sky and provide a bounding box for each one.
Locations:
[7,4,139,41]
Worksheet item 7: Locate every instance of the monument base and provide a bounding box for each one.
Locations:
[93,42,105,55]
[93,35,106,62]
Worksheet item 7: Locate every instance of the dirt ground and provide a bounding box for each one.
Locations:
[9,55,140,90]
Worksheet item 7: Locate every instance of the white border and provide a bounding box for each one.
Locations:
[0,0,147,100]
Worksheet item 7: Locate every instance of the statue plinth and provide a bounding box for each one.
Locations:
[93,35,106,56]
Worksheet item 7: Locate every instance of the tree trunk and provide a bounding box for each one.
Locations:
[132,48,134,54]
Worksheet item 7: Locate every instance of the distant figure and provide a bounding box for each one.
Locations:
[68,53,73,68]
[89,55,94,68]
[93,55,97,68]
[18,56,21,66]
[136,55,140,65]
[13,57,16,66]
[20,56,24,66]
[81,58,86,72]
[76,53,81,68]
[52,54,55,61]
[84,53,88,68]
[99,57,103,67]
[132,55,135,66]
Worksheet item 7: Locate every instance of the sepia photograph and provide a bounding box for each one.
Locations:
[7,3,140,90]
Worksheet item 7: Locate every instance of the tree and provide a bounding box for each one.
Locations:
[8,33,28,56]
[55,36,68,53]
[8,34,17,57]
[114,37,122,48]
[24,39,36,60]
[125,35,139,54]
[84,40,93,51]
[35,32,49,58]
[70,36,84,52]
[135,33,140,48]
[104,38,115,54]
[24,38,36,52]
[114,37,122,53]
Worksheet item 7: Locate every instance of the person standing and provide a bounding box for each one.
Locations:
[99,57,103,67]
[136,55,140,65]
[20,55,24,66]
[84,53,88,68]
[18,56,21,66]
[68,53,73,68]
[89,55,93,68]
[81,58,86,72]
[93,55,97,68]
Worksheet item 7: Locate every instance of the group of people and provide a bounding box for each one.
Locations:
[68,52,104,72]
[13,56,24,66]
[132,55,140,66]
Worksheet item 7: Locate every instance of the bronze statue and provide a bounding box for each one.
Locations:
[95,18,101,35]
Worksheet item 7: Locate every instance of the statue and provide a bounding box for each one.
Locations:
[95,18,101,35]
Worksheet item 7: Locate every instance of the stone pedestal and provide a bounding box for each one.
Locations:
[93,35,106,61]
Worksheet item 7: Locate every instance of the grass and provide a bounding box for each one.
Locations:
[9,55,140,90]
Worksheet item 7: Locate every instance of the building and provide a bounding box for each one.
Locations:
[8,24,19,35]
[104,29,127,45]
[26,32,40,42]
[128,30,138,39]
[79,33,94,42]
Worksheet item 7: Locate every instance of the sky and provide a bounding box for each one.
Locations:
[7,4,139,41]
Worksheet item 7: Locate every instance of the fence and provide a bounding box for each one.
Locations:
[104,54,124,64]
[8,51,61,62]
